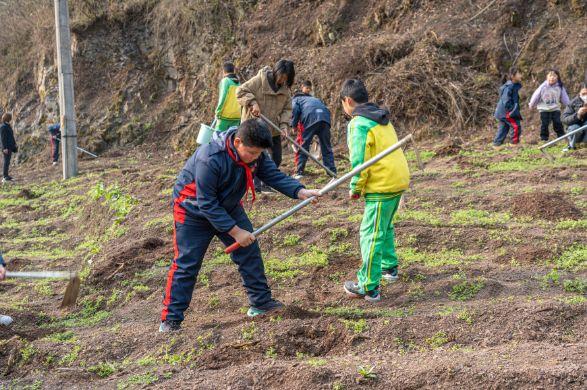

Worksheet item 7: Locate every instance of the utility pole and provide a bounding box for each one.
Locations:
[54,0,78,179]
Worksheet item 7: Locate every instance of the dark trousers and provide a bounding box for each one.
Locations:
[161,206,272,322]
[51,137,60,162]
[295,121,336,175]
[254,135,282,188]
[494,116,522,146]
[2,151,11,178]
[568,123,587,148]
[540,111,565,141]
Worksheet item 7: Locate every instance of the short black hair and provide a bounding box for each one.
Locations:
[340,79,369,103]
[236,119,273,149]
[273,59,296,87]
[302,80,312,88]
[223,61,235,74]
[580,82,587,90]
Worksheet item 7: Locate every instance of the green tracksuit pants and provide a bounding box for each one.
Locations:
[357,194,402,292]
[216,119,241,132]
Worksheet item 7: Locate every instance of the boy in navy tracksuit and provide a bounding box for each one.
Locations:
[160,119,320,332]
[48,123,61,165]
[291,81,337,178]
[493,67,523,147]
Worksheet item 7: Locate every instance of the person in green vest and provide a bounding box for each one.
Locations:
[215,62,241,131]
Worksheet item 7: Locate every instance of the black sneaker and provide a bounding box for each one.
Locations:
[343,281,381,302]
[247,299,285,317]
[382,266,399,282]
[159,320,181,332]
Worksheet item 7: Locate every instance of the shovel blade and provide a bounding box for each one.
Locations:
[61,275,80,307]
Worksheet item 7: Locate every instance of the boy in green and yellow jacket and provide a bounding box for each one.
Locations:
[215,62,241,131]
[340,79,410,302]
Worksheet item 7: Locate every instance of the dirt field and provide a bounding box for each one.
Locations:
[1,136,585,389]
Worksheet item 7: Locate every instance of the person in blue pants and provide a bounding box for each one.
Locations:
[160,119,320,332]
[291,81,337,179]
[48,123,61,165]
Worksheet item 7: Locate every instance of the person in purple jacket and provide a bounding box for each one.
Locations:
[529,69,570,141]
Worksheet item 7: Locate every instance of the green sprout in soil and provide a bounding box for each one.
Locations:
[425,331,449,349]
[357,365,377,380]
[306,358,327,367]
[89,362,118,378]
[241,323,257,341]
[265,346,277,359]
[449,278,485,301]
[562,278,586,294]
[20,343,37,365]
[553,244,586,271]
[541,269,560,289]
[558,295,586,305]
[342,318,368,334]
[282,234,301,246]
[450,209,510,226]
[330,227,349,242]
[59,345,81,366]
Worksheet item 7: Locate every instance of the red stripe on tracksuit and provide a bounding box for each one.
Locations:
[505,112,520,144]
[161,182,196,321]
[294,122,304,171]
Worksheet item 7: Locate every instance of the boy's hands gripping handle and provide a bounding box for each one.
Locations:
[224,134,415,254]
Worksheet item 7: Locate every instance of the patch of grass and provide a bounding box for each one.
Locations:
[44,331,76,343]
[329,227,348,242]
[265,346,277,359]
[437,306,456,316]
[312,215,333,228]
[328,242,353,255]
[44,297,110,329]
[89,182,138,223]
[557,295,586,305]
[562,278,586,294]
[449,278,485,301]
[265,246,328,280]
[59,345,81,366]
[323,306,413,319]
[118,372,159,388]
[342,318,368,334]
[553,244,586,271]
[282,234,301,246]
[541,269,560,289]
[208,294,220,309]
[136,356,157,367]
[555,219,587,230]
[457,309,474,325]
[241,323,257,341]
[145,215,173,229]
[425,331,449,349]
[397,247,478,268]
[33,280,54,296]
[347,213,363,223]
[20,343,37,364]
[306,358,327,367]
[4,247,76,261]
[450,209,511,226]
[405,149,435,163]
[89,362,118,378]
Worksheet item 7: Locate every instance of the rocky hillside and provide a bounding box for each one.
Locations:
[0,0,586,160]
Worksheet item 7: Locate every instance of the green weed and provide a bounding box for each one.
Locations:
[282,234,301,246]
[89,182,138,223]
[425,331,449,349]
[265,346,277,359]
[59,345,81,366]
[44,331,76,343]
[558,295,586,305]
[330,227,348,242]
[555,219,587,230]
[342,318,368,334]
[118,372,159,389]
[357,365,377,380]
[241,323,257,341]
[562,278,586,294]
[20,343,37,364]
[397,247,477,267]
[89,362,118,378]
[449,278,485,301]
[136,356,157,367]
[394,209,443,225]
[306,358,327,367]
[457,309,474,325]
[541,269,560,289]
[553,245,586,271]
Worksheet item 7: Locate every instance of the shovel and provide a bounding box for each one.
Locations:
[56,137,98,158]
[225,134,417,254]
[5,271,80,307]
[259,114,337,178]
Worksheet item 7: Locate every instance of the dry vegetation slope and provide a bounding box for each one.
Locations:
[0,0,586,160]
[0,141,586,388]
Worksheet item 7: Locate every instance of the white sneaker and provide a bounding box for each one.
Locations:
[52,161,58,166]
[292,174,304,180]
[0,315,13,326]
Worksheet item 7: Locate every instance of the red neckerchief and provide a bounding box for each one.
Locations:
[226,137,256,205]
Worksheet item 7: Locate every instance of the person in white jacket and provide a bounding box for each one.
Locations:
[529,69,570,141]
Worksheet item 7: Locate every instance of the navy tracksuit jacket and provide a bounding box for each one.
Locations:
[48,124,61,162]
[493,81,523,145]
[162,128,305,322]
[291,93,336,175]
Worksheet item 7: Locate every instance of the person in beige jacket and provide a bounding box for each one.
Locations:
[236,60,295,178]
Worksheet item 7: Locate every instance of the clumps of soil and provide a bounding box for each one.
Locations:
[269,319,346,357]
[510,192,582,221]
[18,188,38,199]
[497,246,554,265]
[435,139,463,157]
